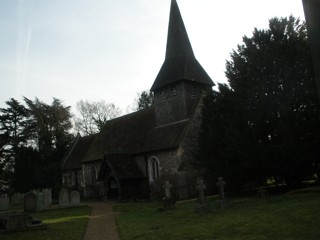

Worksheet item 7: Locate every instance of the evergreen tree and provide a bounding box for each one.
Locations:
[200,16,320,190]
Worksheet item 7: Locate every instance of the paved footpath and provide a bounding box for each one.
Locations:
[83,202,121,240]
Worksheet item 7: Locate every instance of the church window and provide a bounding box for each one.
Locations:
[91,166,97,185]
[77,171,83,187]
[149,157,160,182]
[191,86,196,99]
[160,90,166,101]
[172,86,177,96]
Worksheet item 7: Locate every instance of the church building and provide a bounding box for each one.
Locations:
[61,0,214,199]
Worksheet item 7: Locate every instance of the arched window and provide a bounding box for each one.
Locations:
[91,166,97,184]
[149,157,160,182]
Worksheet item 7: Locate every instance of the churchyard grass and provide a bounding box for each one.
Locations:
[1,206,90,240]
[115,191,320,240]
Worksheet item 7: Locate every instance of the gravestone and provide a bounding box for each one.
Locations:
[162,181,175,209]
[176,173,188,200]
[10,192,24,205]
[164,181,172,198]
[59,188,69,206]
[0,194,9,211]
[24,192,38,212]
[0,211,45,233]
[37,190,44,210]
[257,186,269,200]
[195,178,208,213]
[216,177,226,209]
[70,190,80,205]
[41,188,52,208]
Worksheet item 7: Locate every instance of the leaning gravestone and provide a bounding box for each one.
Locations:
[216,177,226,209]
[59,188,69,206]
[70,190,80,205]
[195,178,208,213]
[24,192,38,212]
[0,194,9,211]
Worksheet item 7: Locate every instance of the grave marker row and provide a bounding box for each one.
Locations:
[59,189,80,206]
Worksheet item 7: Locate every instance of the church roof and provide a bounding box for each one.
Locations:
[150,0,214,91]
[81,107,188,163]
[98,153,145,181]
[62,134,97,170]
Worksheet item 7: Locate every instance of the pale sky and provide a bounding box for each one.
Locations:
[0,0,305,112]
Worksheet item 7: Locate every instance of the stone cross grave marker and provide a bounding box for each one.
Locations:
[196,178,206,204]
[216,177,226,200]
[24,192,38,212]
[163,180,172,198]
[70,190,80,205]
[59,188,69,206]
[0,193,9,211]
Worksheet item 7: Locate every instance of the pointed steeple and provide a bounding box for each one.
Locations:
[150,0,214,91]
[165,0,194,59]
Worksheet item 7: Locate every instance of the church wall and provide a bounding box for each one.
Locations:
[146,149,181,182]
[82,160,104,199]
[154,83,187,126]
[133,156,147,176]
[178,92,206,170]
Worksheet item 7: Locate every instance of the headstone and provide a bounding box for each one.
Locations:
[70,190,80,205]
[161,181,175,210]
[195,178,208,213]
[196,178,206,204]
[216,177,226,199]
[0,211,45,233]
[164,181,172,198]
[11,192,24,205]
[37,190,44,210]
[257,187,269,200]
[59,188,69,206]
[0,194,9,211]
[216,177,226,209]
[176,173,188,199]
[42,188,52,208]
[24,192,38,212]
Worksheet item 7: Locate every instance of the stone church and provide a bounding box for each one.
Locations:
[61,0,214,199]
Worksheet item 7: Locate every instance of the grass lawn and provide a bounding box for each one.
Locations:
[114,191,320,240]
[1,206,90,240]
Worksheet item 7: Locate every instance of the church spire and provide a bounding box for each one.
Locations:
[165,0,194,59]
[150,0,214,91]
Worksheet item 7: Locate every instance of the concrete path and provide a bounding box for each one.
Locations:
[83,202,120,240]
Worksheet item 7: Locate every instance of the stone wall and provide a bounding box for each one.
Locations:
[178,92,206,171]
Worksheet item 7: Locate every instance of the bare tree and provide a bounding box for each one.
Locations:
[74,100,122,135]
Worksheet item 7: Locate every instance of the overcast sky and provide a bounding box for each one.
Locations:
[0,0,305,112]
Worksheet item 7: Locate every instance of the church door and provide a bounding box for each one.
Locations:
[106,177,119,199]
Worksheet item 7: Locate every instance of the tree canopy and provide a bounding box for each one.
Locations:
[74,100,122,136]
[199,16,320,190]
[0,97,73,192]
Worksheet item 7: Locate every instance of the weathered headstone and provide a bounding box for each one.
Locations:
[257,186,269,200]
[196,178,206,204]
[70,190,80,205]
[24,192,38,212]
[0,211,45,233]
[161,181,175,209]
[195,178,208,213]
[10,192,24,205]
[176,173,188,199]
[164,181,172,198]
[59,188,69,206]
[216,177,226,209]
[42,188,52,208]
[0,194,9,211]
